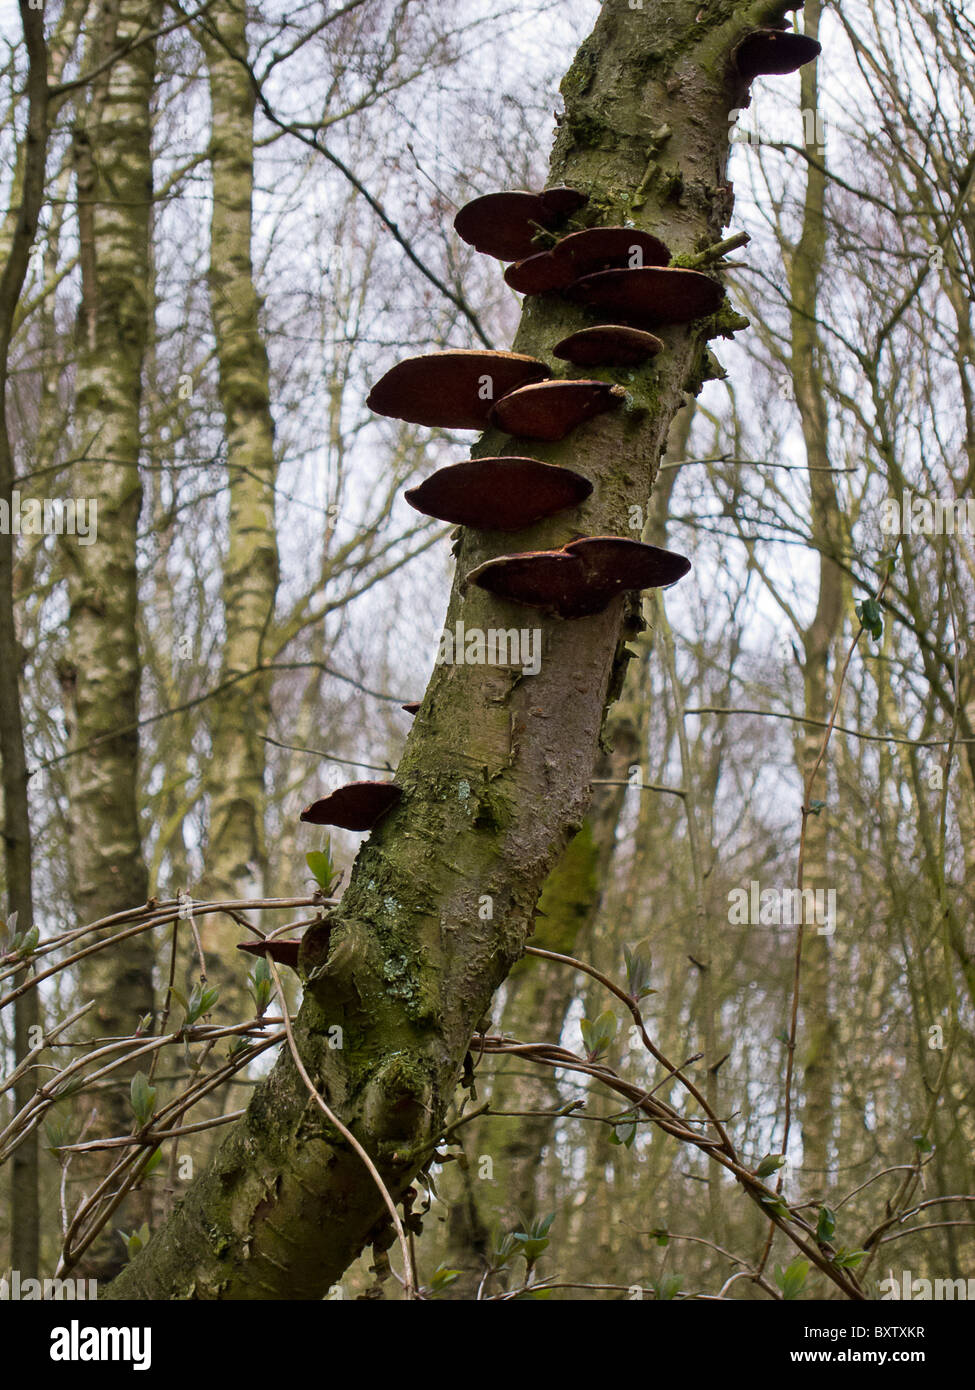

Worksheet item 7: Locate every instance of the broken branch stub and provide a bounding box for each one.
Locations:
[466,535,691,618]
[453,187,589,262]
[405,457,593,530]
[366,351,551,430]
[300,782,402,831]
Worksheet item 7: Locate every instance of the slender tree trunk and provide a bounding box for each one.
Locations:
[107,0,802,1300]
[787,0,843,1194]
[0,0,49,1285]
[199,1,279,933]
[61,0,160,1279]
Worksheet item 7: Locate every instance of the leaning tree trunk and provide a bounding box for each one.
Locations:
[61,0,160,1280]
[106,0,804,1300]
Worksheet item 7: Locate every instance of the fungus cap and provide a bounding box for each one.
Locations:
[568,266,724,324]
[454,187,588,261]
[300,781,402,831]
[367,351,550,430]
[466,535,691,618]
[490,380,623,442]
[405,457,592,529]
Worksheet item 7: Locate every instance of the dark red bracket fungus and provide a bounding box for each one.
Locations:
[401,701,421,716]
[490,379,623,442]
[300,781,402,831]
[405,457,593,530]
[553,325,664,368]
[504,227,671,295]
[237,938,303,969]
[568,266,724,325]
[466,535,691,619]
[454,187,589,262]
[733,29,821,79]
[366,351,551,430]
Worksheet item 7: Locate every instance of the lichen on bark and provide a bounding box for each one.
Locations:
[106,0,799,1300]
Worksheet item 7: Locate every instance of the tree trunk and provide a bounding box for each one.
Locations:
[787,0,843,1195]
[106,0,800,1300]
[61,0,160,1279]
[0,0,50,1285]
[199,0,279,930]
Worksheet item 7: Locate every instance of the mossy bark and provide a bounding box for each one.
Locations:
[199,2,279,915]
[106,0,798,1300]
[62,0,160,1279]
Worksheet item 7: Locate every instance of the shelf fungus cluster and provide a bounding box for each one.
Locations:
[248,20,822,969]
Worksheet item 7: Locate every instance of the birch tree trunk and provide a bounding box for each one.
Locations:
[199,1,279,929]
[107,0,801,1300]
[61,0,160,1277]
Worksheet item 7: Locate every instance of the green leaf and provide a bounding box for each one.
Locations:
[580,1010,617,1060]
[118,1222,151,1261]
[510,1212,555,1265]
[833,1247,868,1269]
[775,1257,809,1300]
[129,1071,156,1127]
[306,848,337,892]
[141,1148,163,1178]
[13,924,39,958]
[816,1205,836,1243]
[427,1265,460,1295]
[623,939,656,1001]
[654,1274,682,1301]
[184,980,219,1024]
[492,1232,520,1267]
[912,1133,933,1154]
[855,597,883,643]
[756,1153,786,1178]
[249,956,273,1014]
[44,1113,74,1156]
[759,1191,791,1222]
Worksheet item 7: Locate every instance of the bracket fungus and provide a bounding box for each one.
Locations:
[300,781,402,831]
[733,29,822,79]
[237,938,303,968]
[490,379,623,441]
[405,457,592,529]
[504,227,671,295]
[553,324,664,368]
[366,351,551,430]
[401,701,422,716]
[466,535,690,618]
[454,187,589,262]
[568,266,724,325]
